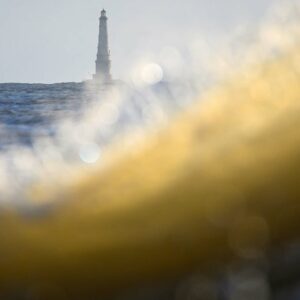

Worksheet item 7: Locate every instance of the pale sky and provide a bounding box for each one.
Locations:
[0,0,276,83]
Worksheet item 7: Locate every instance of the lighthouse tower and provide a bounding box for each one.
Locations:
[94,9,112,83]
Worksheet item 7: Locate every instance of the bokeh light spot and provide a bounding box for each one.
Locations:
[79,143,101,164]
[141,63,164,85]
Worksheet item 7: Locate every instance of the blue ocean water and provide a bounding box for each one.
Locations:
[0,81,191,153]
[0,83,89,148]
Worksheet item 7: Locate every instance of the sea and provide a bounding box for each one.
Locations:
[0,81,189,150]
[0,82,86,149]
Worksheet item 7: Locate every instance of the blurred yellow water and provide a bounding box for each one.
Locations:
[0,47,300,298]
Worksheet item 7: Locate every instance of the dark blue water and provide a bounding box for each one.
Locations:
[0,82,89,148]
[0,81,188,152]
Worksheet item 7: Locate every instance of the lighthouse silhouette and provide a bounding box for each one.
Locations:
[94,9,112,83]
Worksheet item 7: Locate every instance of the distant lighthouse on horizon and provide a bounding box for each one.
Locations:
[94,9,112,83]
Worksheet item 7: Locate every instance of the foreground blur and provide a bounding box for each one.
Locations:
[0,1,300,299]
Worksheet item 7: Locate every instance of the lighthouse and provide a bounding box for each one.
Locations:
[94,9,112,83]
